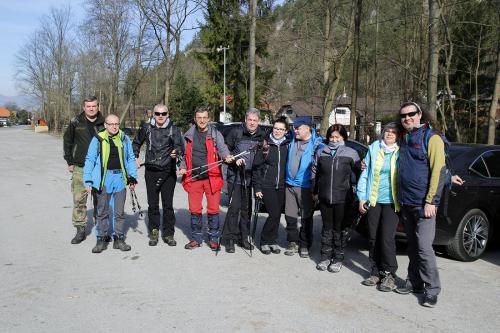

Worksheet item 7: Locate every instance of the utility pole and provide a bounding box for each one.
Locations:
[249,0,257,109]
[217,46,230,122]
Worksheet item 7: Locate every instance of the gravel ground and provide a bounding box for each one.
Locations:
[1,126,499,332]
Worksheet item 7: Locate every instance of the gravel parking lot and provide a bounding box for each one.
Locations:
[1,126,499,332]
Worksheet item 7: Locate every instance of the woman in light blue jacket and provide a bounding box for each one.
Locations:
[357,122,401,292]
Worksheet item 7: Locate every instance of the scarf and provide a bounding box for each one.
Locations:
[269,133,286,145]
[380,139,397,153]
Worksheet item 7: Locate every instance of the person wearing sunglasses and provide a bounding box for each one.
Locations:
[395,101,445,307]
[132,104,184,247]
[83,114,138,253]
[253,116,290,255]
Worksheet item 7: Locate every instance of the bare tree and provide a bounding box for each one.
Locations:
[83,0,132,114]
[136,0,203,107]
[350,0,363,138]
[16,6,75,132]
[488,14,500,145]
[320,0,356,135]
[249,0,257,109]
[427,0,440,120]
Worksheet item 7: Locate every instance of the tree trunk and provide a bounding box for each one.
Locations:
[441,7,461,142]
[488,16,500,145]
[320,1,355,136]
[474,27,483,143]
[350,0,363,139]
[248,0,257,109]
[427,0,440,120]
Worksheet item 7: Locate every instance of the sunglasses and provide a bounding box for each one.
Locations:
[399,111,419,119]
[155,112,168,116]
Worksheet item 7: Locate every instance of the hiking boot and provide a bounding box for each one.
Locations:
[299,247,309,258]
[185,241,201,250]
[149,229,159,246]
[261,244,271,255]
[421,293,438,308]
[208,241,220,251]
[362,275,380,286]
[316,259,331,271]
[92,237,108,253]
[71,226,86,244]
[162,235,177,247]
[395,279,424,295]
[269,244,281,254]
[103,235,112,243]
[378,273,396,292]
[225,239,235,253]
[113,235,131,251]
[240,238,254,251]
[284,242,299,256]
[328,260,343,273]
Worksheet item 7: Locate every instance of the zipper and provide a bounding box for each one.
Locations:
[330,154,334,203]
[276,144,281,189]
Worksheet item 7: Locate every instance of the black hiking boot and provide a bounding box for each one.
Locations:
[149,229,159,246]
[162,235,177,247]
[92,237,108,253]
[71,226,86,244]
[225,239,235,253]
[113,235,131,251]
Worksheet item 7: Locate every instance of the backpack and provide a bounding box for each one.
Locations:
[421,125,453,189]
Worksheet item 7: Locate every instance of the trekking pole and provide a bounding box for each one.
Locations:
[344,202,369,244]
[249,197,262,257]
[184,150,251,174]
[240,167,253,258]
[130,187,144,219]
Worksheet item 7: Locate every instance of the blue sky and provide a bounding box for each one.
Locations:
[0,0,202,97]
[0,1,284,97]
[0,0,84,96]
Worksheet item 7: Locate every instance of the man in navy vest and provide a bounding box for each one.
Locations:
[395,102,446,308]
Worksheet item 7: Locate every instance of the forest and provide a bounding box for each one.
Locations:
[14,0,500,144]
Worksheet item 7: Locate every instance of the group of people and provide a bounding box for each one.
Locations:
[64,96,457,308]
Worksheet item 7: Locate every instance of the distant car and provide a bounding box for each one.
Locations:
[396,144,500,261]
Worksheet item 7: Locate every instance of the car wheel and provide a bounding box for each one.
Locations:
[446,208,489,261]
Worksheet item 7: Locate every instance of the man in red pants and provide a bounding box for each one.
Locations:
[178,107,233,251]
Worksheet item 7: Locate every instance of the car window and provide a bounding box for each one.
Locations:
[481,150,500,178]
[470,157,489,177]
[345,140,368,160]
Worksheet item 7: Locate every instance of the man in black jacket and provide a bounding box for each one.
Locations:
[223,108,266,253]
[132,104,184,247]
[63,96,105,244]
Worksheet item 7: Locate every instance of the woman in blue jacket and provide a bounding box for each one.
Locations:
[357,122,401,291]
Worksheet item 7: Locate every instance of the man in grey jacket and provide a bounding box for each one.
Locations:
[178,107,233,251]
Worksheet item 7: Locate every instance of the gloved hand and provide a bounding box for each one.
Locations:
[127,176,138,185]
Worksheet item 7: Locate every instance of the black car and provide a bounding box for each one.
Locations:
[396,144,500,261]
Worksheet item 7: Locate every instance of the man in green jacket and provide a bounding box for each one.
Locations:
[63,96,105,244]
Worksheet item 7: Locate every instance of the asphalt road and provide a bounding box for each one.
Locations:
[1,126,499,332]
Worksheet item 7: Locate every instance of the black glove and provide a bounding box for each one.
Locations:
[127,176,138,185]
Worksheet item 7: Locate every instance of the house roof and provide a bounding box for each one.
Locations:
[0,107,11,118]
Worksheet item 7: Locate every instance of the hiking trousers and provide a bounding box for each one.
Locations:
[96,170,126,237]
[401,205,441,297]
